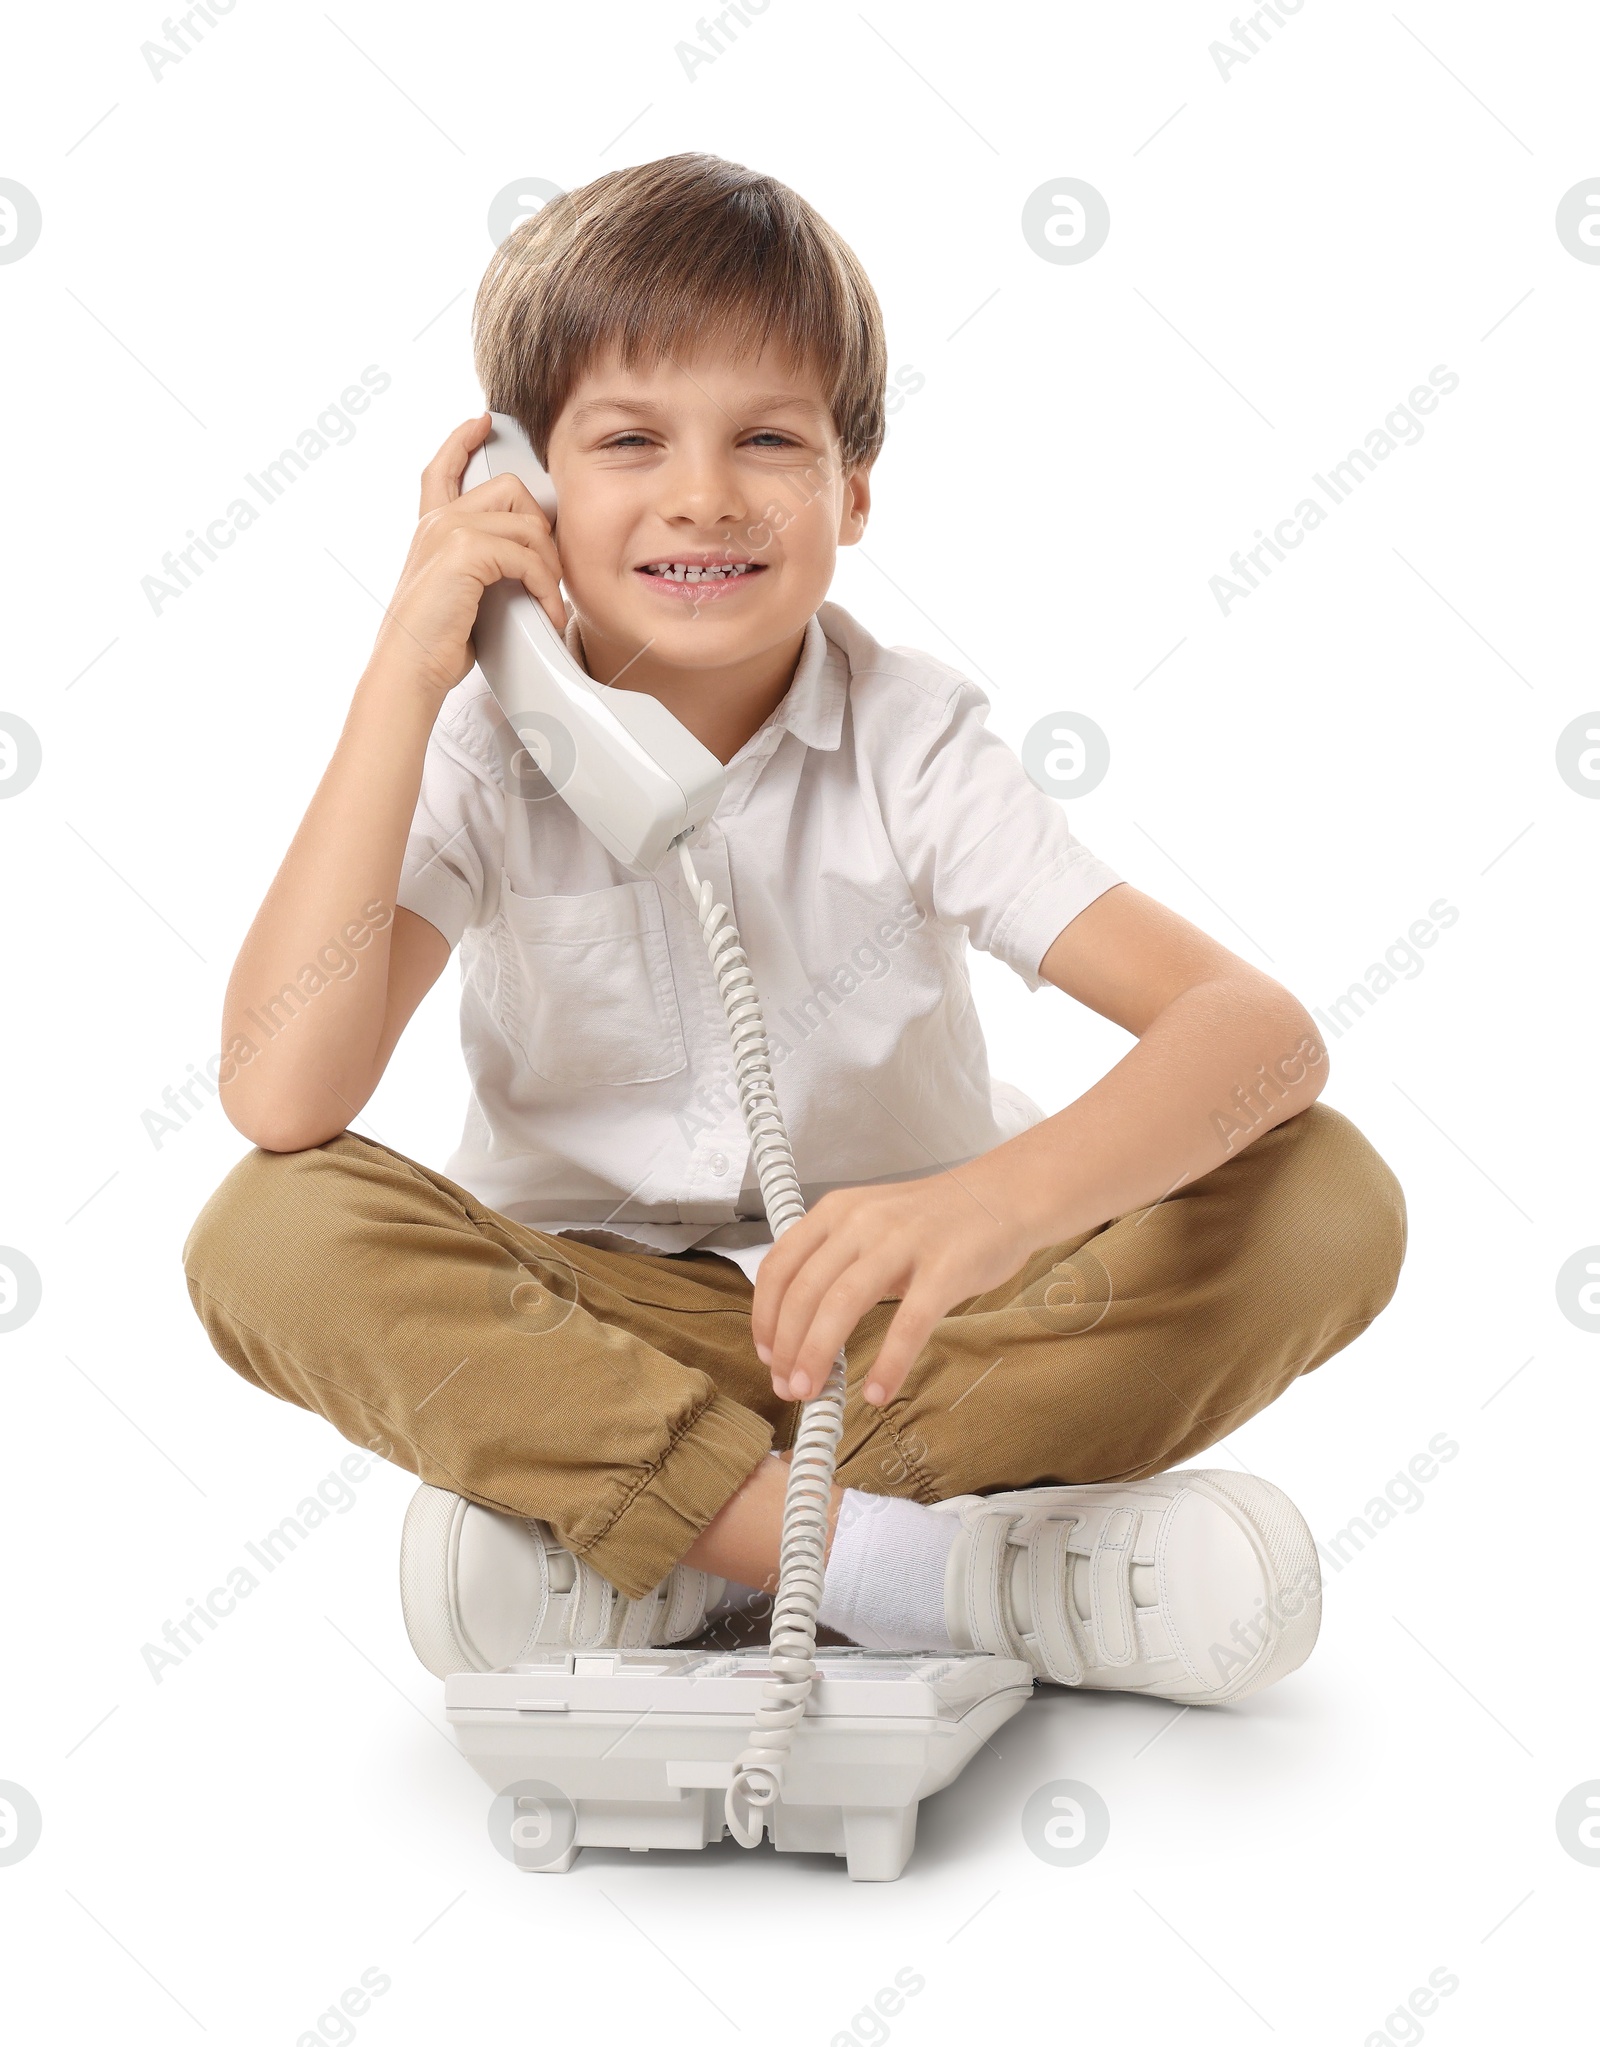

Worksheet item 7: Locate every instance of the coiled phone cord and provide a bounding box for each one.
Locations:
[674,833,847,1849]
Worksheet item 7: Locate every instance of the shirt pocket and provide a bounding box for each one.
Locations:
[492,873,688,1086]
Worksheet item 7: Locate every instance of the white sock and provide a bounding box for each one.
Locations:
[704,1578,770,1624]
[816,1490,958,1653]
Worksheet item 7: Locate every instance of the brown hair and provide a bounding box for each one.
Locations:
[472,153,887,477]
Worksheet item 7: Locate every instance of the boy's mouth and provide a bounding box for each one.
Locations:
[634,553,768,600]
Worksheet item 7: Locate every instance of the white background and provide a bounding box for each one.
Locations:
[1,0,1596,2040]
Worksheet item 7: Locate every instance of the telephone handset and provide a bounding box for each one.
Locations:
[460,412,725,876]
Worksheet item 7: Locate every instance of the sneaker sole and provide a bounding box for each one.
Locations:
[399,1484,727,1672]
[1179,1469,1321,1702]
[399,1483,480,1678]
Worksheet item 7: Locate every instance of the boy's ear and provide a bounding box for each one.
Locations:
[837,464,871,547]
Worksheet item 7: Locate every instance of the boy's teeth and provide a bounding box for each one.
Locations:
[645,562,754,581]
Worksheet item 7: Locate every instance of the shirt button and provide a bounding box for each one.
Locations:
[709,1152,728,1175]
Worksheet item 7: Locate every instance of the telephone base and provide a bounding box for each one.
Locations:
[446,1645,1034,1881]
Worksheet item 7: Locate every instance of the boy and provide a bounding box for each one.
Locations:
[183,153,1405,1700]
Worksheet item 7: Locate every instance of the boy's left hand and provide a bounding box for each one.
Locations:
[750,1168,1037,1409]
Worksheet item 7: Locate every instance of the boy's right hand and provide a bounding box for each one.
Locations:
[368,413,567,698]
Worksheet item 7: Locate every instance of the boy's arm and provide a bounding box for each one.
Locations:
[219,413,564,1151]
[750,882,1328,1408]
[219,671,447,1152]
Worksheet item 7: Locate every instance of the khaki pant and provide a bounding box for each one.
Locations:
[181,1104,1405,1600]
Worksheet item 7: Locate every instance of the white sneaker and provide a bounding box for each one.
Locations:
[935,1469,1320,1704]
[399,1484,727,1677]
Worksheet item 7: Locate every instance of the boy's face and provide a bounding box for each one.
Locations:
[543,336,870,680]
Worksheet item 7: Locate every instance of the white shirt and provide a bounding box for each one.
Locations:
[395,599,1123,1285]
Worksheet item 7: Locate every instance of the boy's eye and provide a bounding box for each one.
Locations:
[599,431,799,450]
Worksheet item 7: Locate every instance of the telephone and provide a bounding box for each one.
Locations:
[415,410,1030,1878]
[459,414,724,876]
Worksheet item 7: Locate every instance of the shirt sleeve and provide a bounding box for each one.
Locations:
[395,685,505,949]
[888,678,1124,992]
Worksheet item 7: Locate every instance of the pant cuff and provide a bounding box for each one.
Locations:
[566,1392,775,1600]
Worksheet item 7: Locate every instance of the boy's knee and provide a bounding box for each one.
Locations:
[181,1136,363,1305]
[1276,1103,1407,1322]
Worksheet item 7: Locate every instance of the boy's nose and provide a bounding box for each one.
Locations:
[655,463,752,529]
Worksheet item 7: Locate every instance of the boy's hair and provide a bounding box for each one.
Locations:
[473,153,886,477]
